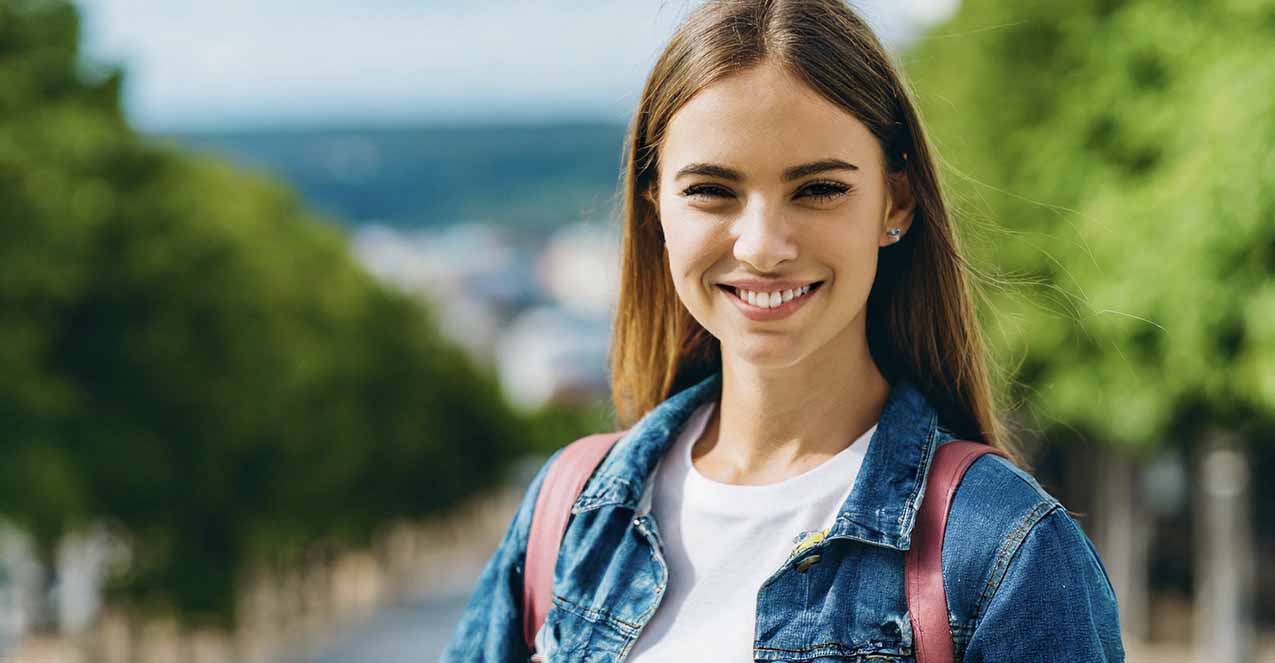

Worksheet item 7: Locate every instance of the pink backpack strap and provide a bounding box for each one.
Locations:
[521,430,626,652]
[905,440,1008,663]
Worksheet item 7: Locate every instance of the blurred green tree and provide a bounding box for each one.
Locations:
[0,0,524,630]
[909,0,1275,442]
[907,0,1275,654]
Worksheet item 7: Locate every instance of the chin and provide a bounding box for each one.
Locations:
[722,336,810,369]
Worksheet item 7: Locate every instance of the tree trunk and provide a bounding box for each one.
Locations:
[1093,446,1151,642]
[1193,430,1255,663]
[29,544,58,635]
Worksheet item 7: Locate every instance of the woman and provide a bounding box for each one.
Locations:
[443,1,1124,661]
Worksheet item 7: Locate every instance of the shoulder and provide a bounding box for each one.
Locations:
[947,444,1063,539]
[506,446,567,568]
[942,448,1066,601]
[939,443,1120,654]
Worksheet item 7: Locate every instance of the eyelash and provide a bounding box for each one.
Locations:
[681,180,852,203]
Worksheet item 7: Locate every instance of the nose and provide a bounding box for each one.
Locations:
[732,198,799,273]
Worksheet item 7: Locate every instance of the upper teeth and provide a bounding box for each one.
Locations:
[735,284,814,308]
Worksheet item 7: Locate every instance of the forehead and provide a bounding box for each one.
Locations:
[660,62,881,178]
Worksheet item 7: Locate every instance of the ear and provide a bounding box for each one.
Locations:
[879,170,916,247]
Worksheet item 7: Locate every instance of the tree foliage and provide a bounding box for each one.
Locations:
[0,0,524,626]
[906,0,1275,448]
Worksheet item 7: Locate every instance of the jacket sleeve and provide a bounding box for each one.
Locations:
[439,448,562,663]
[961,506,1126,663]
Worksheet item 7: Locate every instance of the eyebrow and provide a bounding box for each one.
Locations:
[673,158,860,183]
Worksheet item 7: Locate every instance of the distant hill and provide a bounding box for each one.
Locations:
[155,122,629,231]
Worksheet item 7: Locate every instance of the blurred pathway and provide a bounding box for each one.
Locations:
[296,589,469,663]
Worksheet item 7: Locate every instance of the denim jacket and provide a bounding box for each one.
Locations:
[442,370,1124,662]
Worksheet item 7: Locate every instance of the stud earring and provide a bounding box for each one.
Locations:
[887,228,901,241]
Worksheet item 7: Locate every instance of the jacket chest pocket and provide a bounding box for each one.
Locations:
[754,547,914,662]
[541,593,640,663]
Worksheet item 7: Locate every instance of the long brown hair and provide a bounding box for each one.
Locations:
[608,0,1020,463]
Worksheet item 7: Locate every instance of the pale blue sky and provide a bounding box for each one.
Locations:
[78,0,959,131]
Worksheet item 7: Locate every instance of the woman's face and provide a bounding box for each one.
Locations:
[654,62,914,369]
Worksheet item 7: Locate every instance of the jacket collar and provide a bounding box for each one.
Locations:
[573,369,942,551]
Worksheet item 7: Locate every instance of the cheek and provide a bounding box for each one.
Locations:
[839,245,881,306]
[660,216,722,285]
[846,235,880,273]
[816,226,880,287]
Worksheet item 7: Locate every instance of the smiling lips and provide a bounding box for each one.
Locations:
[718,281,824,321]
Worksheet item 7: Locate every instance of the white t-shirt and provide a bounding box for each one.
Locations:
[626,399,877,662]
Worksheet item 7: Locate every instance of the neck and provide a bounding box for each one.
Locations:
[695,330,890,486]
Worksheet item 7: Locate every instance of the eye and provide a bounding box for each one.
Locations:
[799,180,852,202]
[681,183,732,200]
[679,181,852,203]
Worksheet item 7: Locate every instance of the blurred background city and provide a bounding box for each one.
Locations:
[0,0,1271,661]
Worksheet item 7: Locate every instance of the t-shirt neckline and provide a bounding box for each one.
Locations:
[674,400,877,515]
